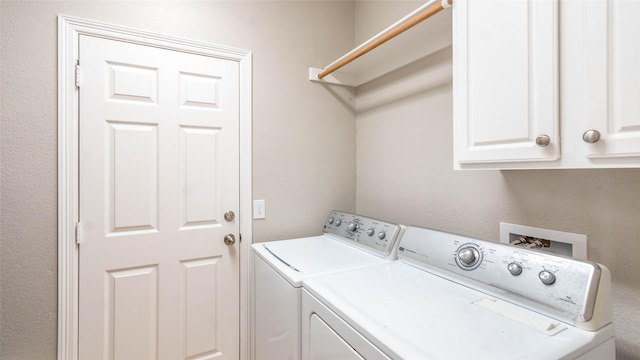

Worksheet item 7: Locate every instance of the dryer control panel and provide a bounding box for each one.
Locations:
[323,211,403,259]
[398,226,608,328]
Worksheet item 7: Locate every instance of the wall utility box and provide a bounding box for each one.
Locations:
[499,222,587,260]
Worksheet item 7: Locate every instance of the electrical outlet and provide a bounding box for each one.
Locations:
[253,199,266,220]
[499,222,587,259]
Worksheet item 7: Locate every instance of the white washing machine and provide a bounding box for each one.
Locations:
[251,211,404,360]
[302,226,615,360]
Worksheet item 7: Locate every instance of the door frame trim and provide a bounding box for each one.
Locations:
[57,15,253,360]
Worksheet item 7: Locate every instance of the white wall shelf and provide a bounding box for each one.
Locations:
[310,0,452,87]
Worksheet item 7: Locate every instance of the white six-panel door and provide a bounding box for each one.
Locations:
[78,34,240,359]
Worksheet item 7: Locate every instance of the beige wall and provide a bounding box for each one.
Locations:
[3,0,638,359]
[355,6,640,360]
[0,1,355,358]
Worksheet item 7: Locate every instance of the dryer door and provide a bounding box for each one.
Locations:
[309,314,363,360]
[302,289,391,360]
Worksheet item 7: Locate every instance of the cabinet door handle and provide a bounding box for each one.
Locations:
[535,134,551,147]
[582,130,601,144]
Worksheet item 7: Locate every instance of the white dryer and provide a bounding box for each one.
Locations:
[302,226,615,360]
[251,211,404,360]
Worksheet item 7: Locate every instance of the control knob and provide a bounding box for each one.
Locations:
[507,262,523,276]
[328,217,334,224]
[539,270,556,285]
[456,245,481,269]
[377,231,386,240]
[347,221,358,232]
[335,219,342,226]
[367,228,375,236]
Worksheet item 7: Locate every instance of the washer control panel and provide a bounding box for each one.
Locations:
[398,226,602,323]
[323,211,402,257]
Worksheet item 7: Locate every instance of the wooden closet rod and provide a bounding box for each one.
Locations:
[318,0,453,80]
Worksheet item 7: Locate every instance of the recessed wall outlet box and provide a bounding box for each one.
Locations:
[499,222,587,260]
[253,199,266,220]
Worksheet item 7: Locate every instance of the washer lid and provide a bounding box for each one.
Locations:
[303,262,614,360]
[253,235,387,286]
[264,236,384,273]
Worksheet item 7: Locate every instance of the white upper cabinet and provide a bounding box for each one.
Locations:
[453,0,640,169]
[583,0,640,160]
[453,0,559,166]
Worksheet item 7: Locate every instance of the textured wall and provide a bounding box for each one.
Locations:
[355,17,640,360]
[0,4,3,356]
[6,0,636,359]
[0,1,355,358]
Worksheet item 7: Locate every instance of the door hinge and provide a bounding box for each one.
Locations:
[75,60,81,88]
[75,222,83,246]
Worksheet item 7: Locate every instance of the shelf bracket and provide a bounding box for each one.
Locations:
[308,67,356,87]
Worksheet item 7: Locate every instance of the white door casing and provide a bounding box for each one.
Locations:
[58,16,252,360]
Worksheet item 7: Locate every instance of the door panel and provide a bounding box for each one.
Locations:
[181,126,221,226]
[107,265,159,360]
[110,121,159,232]
[453,0,559,164]
[585,0,640,158]
[181,257,222,358]
[78,34,240,359]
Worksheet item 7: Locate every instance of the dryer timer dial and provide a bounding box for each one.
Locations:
[455,244,482,270]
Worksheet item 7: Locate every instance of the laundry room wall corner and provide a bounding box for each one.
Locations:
[0,1,355,358]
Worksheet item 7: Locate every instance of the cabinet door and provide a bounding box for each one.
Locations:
[453,0,559,167]
[584,0,640,158]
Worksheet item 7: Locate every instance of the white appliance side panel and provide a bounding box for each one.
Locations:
[252,254,301,360]
[303,263,614,360]
[574,338,616,360]
[302,289,391,360]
